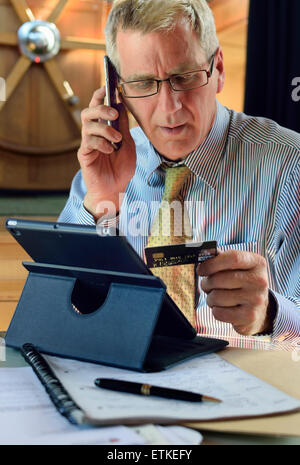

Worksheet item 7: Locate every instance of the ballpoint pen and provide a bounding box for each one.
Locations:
[94,378,221,403]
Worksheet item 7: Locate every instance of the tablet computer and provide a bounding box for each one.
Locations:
[6,218,228,370]
[6,218,148,275]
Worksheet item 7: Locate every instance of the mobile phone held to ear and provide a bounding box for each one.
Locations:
[104,55,122,151]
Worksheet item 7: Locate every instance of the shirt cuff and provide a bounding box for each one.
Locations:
[78,202,120,236]
[96,213,120,229]
[77,202,97,225]
[78,203,120,228]
[270,290,300,343]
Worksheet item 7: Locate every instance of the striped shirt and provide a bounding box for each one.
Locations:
[59,101,300,348]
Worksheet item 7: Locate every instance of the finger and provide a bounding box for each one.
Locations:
[88,87,121,123]
[201,269,268,292]
[83,120,122,143]
[89,86,106,108]
[78,135,114,157]
[81,105,119,125]
[206,287,268,309]
[211,305,262,336]
[211,305,251,326]
[78,149,101,167]
[206,289,247,308]
[197,250,266,276]
[201,271,241,293]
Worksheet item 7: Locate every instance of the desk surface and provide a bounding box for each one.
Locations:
[1,335,300,446]
[194,346,300,444]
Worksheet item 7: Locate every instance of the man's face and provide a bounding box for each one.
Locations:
[116,19,225,160]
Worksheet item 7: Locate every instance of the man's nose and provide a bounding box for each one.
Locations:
[157,80,183,114]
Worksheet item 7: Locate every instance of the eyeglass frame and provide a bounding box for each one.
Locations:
[117,51,217,99]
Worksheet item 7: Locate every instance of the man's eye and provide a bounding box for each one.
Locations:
[174,74,197,84]
[132,80,155,90]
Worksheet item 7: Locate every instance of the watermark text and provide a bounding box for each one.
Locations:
[95,196,206,239]
[0,77,6,102]
[0,336,5,362]
[291,77,300,102]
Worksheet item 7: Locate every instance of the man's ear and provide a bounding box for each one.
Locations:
[214,47,225,94]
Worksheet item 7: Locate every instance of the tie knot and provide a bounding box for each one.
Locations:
[162,165,191,201]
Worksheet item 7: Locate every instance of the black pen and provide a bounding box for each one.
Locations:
[94,378,221,403]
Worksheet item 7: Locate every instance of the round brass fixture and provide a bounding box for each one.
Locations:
[18,20,60,63]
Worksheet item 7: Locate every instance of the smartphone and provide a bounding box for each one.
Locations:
[104,55,122,151]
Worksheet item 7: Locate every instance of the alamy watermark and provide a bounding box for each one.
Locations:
[291,77,300,102]
[95,196,206,239]
[0,336,5,362]
[291,341,300,362]
[0,77,6,102]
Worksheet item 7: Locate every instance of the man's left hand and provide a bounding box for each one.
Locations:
[197,250,273,336]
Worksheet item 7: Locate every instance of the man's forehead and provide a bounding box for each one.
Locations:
[116,24,206,78]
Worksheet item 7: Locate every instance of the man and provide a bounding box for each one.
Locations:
[59,0,299,346]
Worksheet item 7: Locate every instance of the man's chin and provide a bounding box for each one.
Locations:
[153,138,194,160]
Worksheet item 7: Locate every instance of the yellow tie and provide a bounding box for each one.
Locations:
[146,165,196,326]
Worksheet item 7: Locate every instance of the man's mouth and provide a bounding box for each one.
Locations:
[159,124,186,136]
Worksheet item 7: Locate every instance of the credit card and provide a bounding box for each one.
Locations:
[145,241,217,268]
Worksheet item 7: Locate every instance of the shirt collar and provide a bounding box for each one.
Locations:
[145,101,231,188]
[184,101,231,189]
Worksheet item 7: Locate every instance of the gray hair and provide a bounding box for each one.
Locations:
[105,0,219,73]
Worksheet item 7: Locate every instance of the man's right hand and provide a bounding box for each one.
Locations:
[78,86,136,221]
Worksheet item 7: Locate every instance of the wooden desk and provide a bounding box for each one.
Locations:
[1,336,300,445]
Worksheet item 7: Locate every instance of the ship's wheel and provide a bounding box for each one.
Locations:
[0,0,111,189]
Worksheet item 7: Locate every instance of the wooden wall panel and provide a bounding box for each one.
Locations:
[0,0,111,190]
[210,0,249,31]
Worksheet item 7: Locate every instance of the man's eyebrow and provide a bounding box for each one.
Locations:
[122,73,157,81]
[123,63,204,81]
[168,63,202,74]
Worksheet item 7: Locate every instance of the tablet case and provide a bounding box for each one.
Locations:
[5,219,228,371]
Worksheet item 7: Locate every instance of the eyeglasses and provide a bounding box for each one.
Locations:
[118,52,216,98]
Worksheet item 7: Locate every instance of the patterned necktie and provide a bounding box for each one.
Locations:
[146,165,196,326]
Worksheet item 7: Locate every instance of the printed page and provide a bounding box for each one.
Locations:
[0,366,200,444]
[44,353,300,424]
[130,424,203,445]
[0,367,144,445]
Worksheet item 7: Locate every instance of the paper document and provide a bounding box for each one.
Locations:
[156,426,203,445]
[44,353,300,424]
[130,424,202,445]
[0,367,144,445]
[0,367,200,445]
